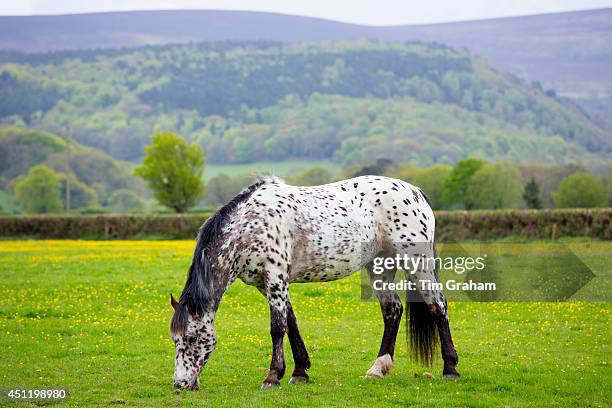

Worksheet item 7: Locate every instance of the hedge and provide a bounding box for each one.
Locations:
[434,208,611,241]
[0,209,610,240]
[0,213,212,240]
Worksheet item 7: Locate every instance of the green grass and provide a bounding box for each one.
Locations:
[0,240,610,407]
[204,160,342,181]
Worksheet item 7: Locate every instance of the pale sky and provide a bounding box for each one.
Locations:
[1,0,611,25]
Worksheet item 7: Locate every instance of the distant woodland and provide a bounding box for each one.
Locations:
[0,41,609,166]
[0,41,610,213]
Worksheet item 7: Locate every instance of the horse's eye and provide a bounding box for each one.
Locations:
[188,336,197,345]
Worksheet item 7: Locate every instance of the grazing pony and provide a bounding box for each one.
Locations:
[170,176,459,390]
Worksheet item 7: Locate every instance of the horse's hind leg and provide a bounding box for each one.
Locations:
[286,301,311,384]
[405,251,460,379]
[434,301,460,379]
[365,261,403,379]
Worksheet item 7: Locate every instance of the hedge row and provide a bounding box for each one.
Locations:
[434,208,611,241]
[0,213,212,240]
[0,209,610,240]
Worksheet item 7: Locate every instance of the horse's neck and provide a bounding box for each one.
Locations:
[211,267,237,311]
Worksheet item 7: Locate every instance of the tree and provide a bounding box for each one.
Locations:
[287,166,332,186]
[11,165,63,213]
[522,178,541,209]
[605,166,612,207]
[387,164,421,184]
[108,189,146,213]
[204,173,255,206]
[345,158,394,178]
[520,163,585,208]
[442,158,484,209]
[59,173,98,209]
[552,172,607,208]
[204,173,233,206]
[465,162,522,210]
[411,164,453,210]
[134,132,205,213]
[0,127,66,188]
[45,142,143,208]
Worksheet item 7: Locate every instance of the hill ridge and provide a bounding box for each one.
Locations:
[1,7,610,126]
[0,41,609,168]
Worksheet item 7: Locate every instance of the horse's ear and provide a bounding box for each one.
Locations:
[170,294,179,310]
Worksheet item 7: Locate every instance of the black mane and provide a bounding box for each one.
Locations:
[171,178,268,334]
[418,188,433,208]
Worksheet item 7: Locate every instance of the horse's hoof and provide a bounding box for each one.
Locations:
[288,376,308,384]
[366,354,393,379]
[443,373,460,380]
[261,381,279,390]
[365,372,384,379]
[365,367,386,379]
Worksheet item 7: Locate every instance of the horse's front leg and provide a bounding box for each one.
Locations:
[261,271,289,389]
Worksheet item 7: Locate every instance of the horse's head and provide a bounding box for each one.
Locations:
[170,294,216,390]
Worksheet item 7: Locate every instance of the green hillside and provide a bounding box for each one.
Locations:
[0,127,144,208]
[0,127,66,186]
[0,41,610,168]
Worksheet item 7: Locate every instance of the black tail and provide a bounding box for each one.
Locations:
[407,299,438,366]
[407,191,439,367]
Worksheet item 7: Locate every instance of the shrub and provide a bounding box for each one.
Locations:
[465,162,522,209]
[77,206,111,215]
[410,164,452,210]
[442,158,484,209]
[11,165,63,213]
[0,214,211,239]
[108,189,146,213]
[287,167,332,186]
[523,178,541,209]
[59,173,98,210]
[134,132,205,213]
[552,172,607,208]
[0,209,609,240]
[434,209,611,241]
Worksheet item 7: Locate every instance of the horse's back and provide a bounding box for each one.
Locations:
[230,176,434,284]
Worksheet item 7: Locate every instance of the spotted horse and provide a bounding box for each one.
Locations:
[170,175,460,390]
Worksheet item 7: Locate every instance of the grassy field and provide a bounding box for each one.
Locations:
[204,160,342,181]
[0,240,610,407]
